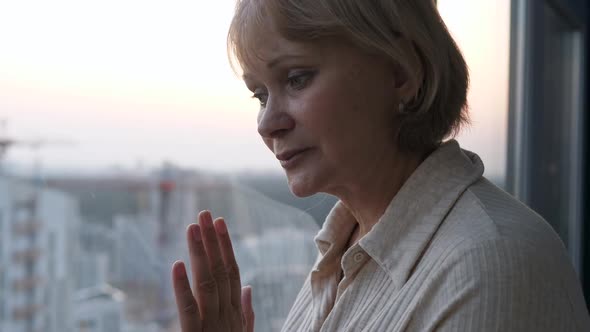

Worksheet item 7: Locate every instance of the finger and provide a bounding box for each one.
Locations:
[171,261,202,331]
[199,212,231,315]
[214,217,242,310]
[187,222,219,320]
[242,286,255,332]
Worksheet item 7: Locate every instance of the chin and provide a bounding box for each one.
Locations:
[286,172,320,198]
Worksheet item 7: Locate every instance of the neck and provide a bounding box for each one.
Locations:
[334,148,427,243]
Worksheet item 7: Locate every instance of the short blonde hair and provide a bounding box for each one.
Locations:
[228,0,469,151]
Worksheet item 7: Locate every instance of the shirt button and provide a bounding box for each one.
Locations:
[353,252,365,263]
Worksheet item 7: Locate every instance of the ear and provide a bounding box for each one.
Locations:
[392,63,412,93]
[391,40,424,103]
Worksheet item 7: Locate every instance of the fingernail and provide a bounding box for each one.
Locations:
[215,219,227,235]
[200,211,213,228]
[173,261,186,277]
[245,285,252,302]
[191,224,201,242]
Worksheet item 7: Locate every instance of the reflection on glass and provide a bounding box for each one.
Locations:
[0,1,511,331]
[528,3,580,249]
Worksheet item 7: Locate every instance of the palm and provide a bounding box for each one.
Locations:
[171,211,255,332]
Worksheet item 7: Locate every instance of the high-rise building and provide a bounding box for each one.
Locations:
[0,175,80,332]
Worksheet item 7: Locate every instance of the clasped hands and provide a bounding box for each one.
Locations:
[172,211,255,332]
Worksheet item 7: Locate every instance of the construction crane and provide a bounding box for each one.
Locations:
[0,119,76,179]
[0,119,75,159]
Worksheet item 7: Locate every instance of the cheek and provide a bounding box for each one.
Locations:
[293,91,366,172]
[296,85,357,133]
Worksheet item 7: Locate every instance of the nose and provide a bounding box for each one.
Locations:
[257,98,295,139]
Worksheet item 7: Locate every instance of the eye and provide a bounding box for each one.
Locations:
[251,90,268,107]
[287,70,315,90]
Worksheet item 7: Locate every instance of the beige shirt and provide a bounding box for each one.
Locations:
[281,140,590,332]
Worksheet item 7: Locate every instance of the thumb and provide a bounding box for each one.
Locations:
[241,285,255,332]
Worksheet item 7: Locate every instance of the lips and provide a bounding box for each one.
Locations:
[276,148,310,161]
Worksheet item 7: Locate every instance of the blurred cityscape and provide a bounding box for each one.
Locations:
[0,158,341,332]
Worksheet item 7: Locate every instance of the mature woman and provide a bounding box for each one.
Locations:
[171,0,590,331]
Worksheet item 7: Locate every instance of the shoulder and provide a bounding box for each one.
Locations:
[412,178,590,331]
[428,176,576,293]
[432,177,566,257]
[414,236,589,331]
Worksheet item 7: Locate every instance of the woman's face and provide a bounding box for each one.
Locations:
[243,30,406,197]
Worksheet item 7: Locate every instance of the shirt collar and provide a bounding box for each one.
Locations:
[313,199,357,270]
[313,140,484,287]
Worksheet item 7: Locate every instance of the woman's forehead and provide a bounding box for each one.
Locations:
[229,0,330,74]
[240,36,324,75]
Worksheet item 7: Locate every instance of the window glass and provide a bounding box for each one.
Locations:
[0,1,512,331]
[527,1,583,252]
[0,268,4,321]
[438,0,511,188]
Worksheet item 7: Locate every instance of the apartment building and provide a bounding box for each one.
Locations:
[0,175,80,332]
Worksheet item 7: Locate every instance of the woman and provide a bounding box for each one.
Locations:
[171,0,590,331]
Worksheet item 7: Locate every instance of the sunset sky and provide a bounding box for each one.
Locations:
[0,0,510,177]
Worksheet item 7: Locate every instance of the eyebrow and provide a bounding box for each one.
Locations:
[267,54,308,69]
[242,54,310,81]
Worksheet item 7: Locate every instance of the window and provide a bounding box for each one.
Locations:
[528,1,581,251]
[0,210,3,262]
[438,0,511,188]
[0,269,4,321]
[0,1,515,331]
[507,0,586,274]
